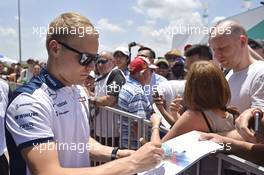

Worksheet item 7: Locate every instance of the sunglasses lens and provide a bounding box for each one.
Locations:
[80,54,98,66]
[97,59,109,64]
[80,54,88,65]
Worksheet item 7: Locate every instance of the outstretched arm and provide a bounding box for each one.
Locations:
[89,137,134,162]
[199,132,264,165]
[22,141,163,175]
[90,95,117,107]
[150,113,162,145]
[153,95,178,125]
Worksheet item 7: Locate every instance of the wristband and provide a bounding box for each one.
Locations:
[111,147,119,160]
[151,126,160,132]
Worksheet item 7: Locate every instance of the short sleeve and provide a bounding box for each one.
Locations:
[128,93,152,118]
[157,81,173,110]
[6,93,54,150]
[250,74,264,110]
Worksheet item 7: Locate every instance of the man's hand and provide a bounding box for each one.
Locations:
[150,113,161,128]
[153,95,165,111]
[117,149,135,159]
[129,142,164,173]
[199,132,231,143]
[89,96,98,106]
[89,95,117,107]
[235,108,258,143]
[169,97,183,117]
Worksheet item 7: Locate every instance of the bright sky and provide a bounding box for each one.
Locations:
[0,0,262,62]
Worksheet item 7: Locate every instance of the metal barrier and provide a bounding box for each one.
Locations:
[93,106,264,174]
[91,106,168,149]
[216,154,264,175]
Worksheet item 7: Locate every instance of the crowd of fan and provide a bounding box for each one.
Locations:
[86,20,264,175]
[1,12,264,175]
[0,59,46,83]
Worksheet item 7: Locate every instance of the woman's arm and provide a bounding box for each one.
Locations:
[153,95,178,125]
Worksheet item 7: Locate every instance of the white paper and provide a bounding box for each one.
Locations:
[139,131,223,175]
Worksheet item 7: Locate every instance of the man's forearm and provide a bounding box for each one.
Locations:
[89,137,113,162]
[84,156,137,175]
[24,141,138,175]
[218,130,244,141]
[93,95,117,107]
[227,139,264,165]
[38,157,138,175]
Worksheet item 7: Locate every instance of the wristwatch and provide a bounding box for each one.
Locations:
[111,147,119,160]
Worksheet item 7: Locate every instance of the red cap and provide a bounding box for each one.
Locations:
[184,44,192,51]
[129,56,157,75]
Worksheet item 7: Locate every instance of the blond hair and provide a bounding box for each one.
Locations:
[46,12,97,52]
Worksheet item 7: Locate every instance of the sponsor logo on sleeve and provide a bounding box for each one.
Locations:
[14,112,39,120]
[56,101,68,107]
[19,122,34,130]
[55,110,69,117]
[15,103,33,110]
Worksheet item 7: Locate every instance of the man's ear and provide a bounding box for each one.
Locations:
[239,35,247,48]
[48,40,60,57]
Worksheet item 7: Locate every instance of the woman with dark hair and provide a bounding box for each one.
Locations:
[162,61,240,141]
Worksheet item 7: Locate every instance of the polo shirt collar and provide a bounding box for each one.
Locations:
[39,69,65,90]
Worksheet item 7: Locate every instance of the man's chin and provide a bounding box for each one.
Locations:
[73,76,87,85]
[73,81,83,86]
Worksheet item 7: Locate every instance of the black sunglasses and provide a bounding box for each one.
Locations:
[96,59,109,65]
[57,41,99,66]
